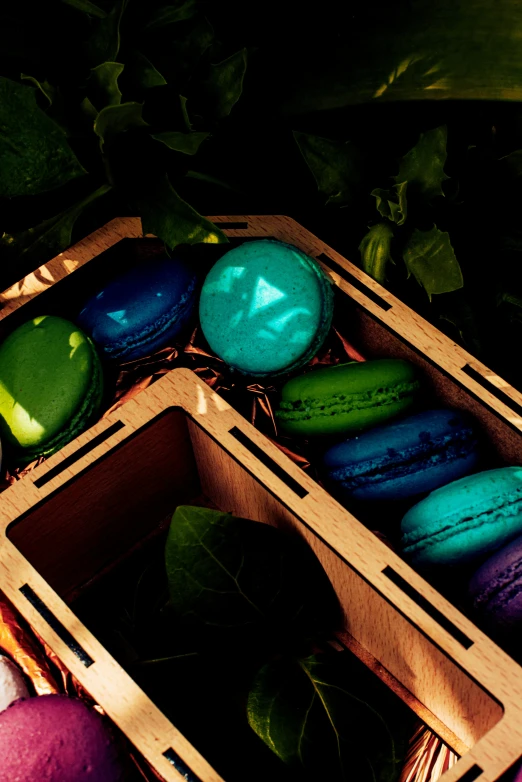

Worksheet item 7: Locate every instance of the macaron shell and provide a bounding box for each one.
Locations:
[323,409,479,501]
[343,451,480,502]
[78,256,197,361]
[280,359,417,403]
[280,395,416,437]
[469,533,522,630]
[199,239,334,376]
[0,317,97,451]
[13,344,104,465]
[0,695,124,781]
[401,467,522,567]
[277,359,420,436]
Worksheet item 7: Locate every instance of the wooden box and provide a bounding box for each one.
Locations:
[1,216,522,781]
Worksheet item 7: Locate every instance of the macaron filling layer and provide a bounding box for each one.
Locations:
[329,427,477,490]
[402,485,522,555]
[102,276,197,360]
[277,380,420,423]
[14,345,103,463]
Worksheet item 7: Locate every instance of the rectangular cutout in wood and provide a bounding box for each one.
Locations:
[461,364,522,420]
[228,426,308,499]
[457,765,483,782]
[317,253,392,312]
[163,748,201,782]
[19,584,94,667]
[34,421,126,488]
[382,566,474,650]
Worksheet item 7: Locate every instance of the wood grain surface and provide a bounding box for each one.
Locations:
[1,217,522,781]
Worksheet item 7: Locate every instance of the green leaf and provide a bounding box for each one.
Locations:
[20,74,56,107]
[145,0,198,30]
[359,223,395,284]
[1,184,111,264]
[164,506,339,642]
[61,0,106,17]
[85,0,127,66]
[371,182,408,225]
[403,226,463,299]
[395,126,449,200]
[437,294,485,357]
[201,49,248,120]
[138,177,228,250]
[94,101,148,149]
[293,132,363,206]
[186,170,240,192]
[0,78,86,198]
[128,51,167,90]
[180,95,191,131]
[87,62,124,110]
[152,131,209,155]
[283,0,522,113]
[247,653,408,782]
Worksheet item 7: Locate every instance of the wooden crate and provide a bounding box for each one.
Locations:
[0,216,522,781]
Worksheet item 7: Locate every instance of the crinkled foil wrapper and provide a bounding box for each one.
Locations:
[0,322,403,780]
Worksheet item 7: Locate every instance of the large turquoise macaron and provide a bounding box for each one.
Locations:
[401,467,522,568]
[276,358,420,437]
[199,239,334,376]
[0,316,103,465]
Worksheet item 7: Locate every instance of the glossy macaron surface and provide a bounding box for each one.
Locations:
[0,695,124,781]
[78,256,197,361]
[276,358,420,437]
[199,239,334,376]
[322,408,479,501]
[401,467,522,568]
[0,316,102,459]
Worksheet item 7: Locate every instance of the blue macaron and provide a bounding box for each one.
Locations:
[322,408,480,502]
[77,256,197,362]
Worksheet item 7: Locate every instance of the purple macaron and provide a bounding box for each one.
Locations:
[469,533,522,635]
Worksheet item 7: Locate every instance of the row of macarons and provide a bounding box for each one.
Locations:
[272,356,522,642]
[0,654,125,780]
[1,237,521,641]
[0,238,338,465]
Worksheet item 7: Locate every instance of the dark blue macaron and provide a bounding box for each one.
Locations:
[322,408,480,502]
[77,256,197,362]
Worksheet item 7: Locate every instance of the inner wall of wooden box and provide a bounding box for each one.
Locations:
[7,409,502,753]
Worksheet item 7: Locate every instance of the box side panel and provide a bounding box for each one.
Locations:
[187,420,502,750]
[7,410,200,598]
[349,307,522,465]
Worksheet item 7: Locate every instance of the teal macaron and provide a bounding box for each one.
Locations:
[199,239,334,376]
[0,316,103,465]
[401,467,522,568]
[276,358,420,437]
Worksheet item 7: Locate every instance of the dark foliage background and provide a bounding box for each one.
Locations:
[2,0,522,390]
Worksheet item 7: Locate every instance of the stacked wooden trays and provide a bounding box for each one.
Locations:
[0,216,522,782]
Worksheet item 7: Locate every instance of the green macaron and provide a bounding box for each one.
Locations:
[276,359,420,437]
[0,316,104,465]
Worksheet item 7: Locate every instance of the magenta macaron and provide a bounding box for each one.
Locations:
[0,695,125,781]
